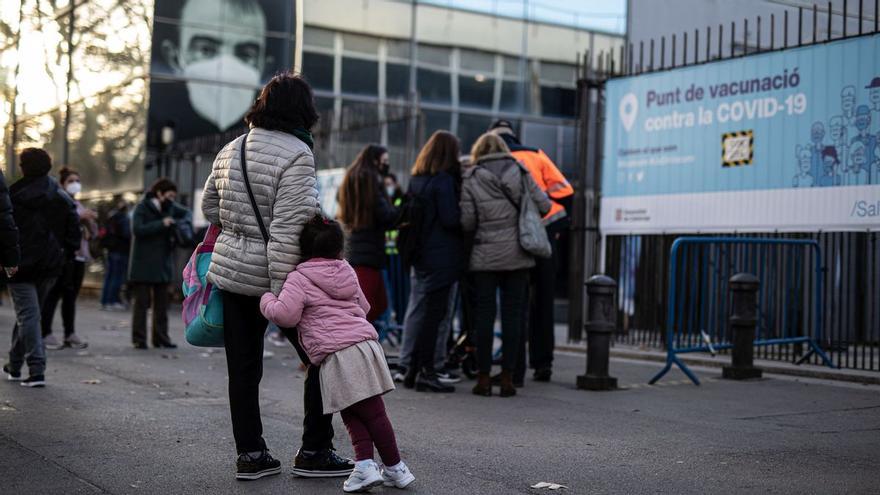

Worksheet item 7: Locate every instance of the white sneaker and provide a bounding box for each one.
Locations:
[43,334,63,350]
[381,461,415,489]
[64,334,88,350]
[392,371,406,383]
[343,460,384,492]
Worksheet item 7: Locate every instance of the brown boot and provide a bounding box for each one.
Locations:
[472,373,492,396]
[499,370,517,397]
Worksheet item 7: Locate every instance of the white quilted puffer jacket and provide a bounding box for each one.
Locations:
[202,128,319,296]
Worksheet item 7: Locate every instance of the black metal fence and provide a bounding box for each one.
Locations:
[605,233,880,371]
[570,1,880,371]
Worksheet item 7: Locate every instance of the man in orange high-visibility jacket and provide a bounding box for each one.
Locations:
[489,120,574,385]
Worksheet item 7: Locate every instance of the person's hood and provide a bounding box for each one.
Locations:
[296,259,359,301]
[498,132,539,153]
[10,176,62,209]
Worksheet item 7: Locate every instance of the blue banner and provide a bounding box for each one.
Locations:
[602,34,880,233]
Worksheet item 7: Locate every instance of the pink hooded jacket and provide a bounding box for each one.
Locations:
[260,258,378,365]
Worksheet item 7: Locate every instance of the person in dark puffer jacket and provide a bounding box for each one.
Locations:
[401,131,464,394]
[337,144,398,322]
[2,148,80,388]
[0,169,19,277]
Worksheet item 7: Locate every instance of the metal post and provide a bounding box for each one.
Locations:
[577,275,619,391]
[722,273,764,380]
[828,2,833,40]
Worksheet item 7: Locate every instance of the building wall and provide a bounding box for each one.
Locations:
[299,0,624,178]
[627,0,877,67]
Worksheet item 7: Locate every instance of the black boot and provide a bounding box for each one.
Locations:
[403,365,418,389]
[415,367,455,393]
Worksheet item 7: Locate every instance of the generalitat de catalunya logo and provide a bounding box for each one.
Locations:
[619,93,638,132]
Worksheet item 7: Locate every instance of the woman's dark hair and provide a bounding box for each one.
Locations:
[59,166,79,185]
[337,144,387,231]
[411,131,460,177]
[300,214,345,260]
[150,177,178,195]
[19,148,52,177]
[244,72,319,133]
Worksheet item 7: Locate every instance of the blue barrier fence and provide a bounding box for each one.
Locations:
[649,237,836,386]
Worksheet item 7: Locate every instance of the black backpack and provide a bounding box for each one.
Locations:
[396,177,434,268]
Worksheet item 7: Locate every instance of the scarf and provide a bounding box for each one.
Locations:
[292,128,314,150]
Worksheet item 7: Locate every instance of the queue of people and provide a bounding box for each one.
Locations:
[329,104,570,402]
[1,71,570,492]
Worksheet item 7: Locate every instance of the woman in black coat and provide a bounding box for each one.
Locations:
[337,144,398,322]
[128,178,189,349]
[402,131,464,393]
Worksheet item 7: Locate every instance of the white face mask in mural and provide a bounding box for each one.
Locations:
[183,54,259,131]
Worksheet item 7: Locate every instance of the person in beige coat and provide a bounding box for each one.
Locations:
[201,73,353,481]
[460,133,551,398]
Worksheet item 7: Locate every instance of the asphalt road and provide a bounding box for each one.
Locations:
[1,300,879,494]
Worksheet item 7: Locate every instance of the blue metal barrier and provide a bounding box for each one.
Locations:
[650,237,836,386]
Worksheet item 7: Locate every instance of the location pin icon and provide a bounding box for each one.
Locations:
[619,93,638,132]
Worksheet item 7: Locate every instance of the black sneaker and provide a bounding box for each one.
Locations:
[436,370,462,384]
[293,448,354,478]
[235,450,282,480]
[20,375,45,388]
[3,364,22,382]
[533,367,552,382]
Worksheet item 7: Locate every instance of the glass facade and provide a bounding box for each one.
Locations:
[301,24,591,179]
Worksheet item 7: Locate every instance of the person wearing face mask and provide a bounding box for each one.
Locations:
[2,149,80,388]
[40,167,97,350]
[337,144,399,323]
[151,0,269,141]
[129,178,188,350]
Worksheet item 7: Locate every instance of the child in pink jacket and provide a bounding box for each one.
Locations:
[260,215,414,493]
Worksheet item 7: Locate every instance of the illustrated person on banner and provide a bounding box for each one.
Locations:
[817,146,841,187]
[851,105,877,183]
[809,122,825,180]
[829,115,849,172]
[155,0,270,139]
[866,77,880,116]
[845,141,869,186]
[841,85,857,126]
[792,145,814,188]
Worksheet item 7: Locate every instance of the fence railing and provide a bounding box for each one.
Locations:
[648,237,836,385]
[607,232,880,373]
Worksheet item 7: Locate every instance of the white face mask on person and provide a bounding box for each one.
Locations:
[385,186,396,198]
[183,54,260,131]
[66,182,82,196]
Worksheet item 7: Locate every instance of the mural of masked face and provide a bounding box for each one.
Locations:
[163,0,268,131]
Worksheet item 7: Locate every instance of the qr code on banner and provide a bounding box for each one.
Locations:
[722,130,754,167]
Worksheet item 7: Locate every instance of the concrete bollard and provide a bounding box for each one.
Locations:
[577,275,618,391]
[722,273,763,380]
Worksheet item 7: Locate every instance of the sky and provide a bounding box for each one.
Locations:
[418,0,627,34]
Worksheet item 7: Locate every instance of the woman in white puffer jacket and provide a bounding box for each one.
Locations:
[202,73,354,481]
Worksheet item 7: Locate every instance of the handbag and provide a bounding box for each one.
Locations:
[182,131,269,347]
[498,165,552,259]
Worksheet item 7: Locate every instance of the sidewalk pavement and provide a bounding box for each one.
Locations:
[1,300,879,494]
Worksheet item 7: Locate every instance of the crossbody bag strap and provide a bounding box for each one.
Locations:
[239,132,270,245]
